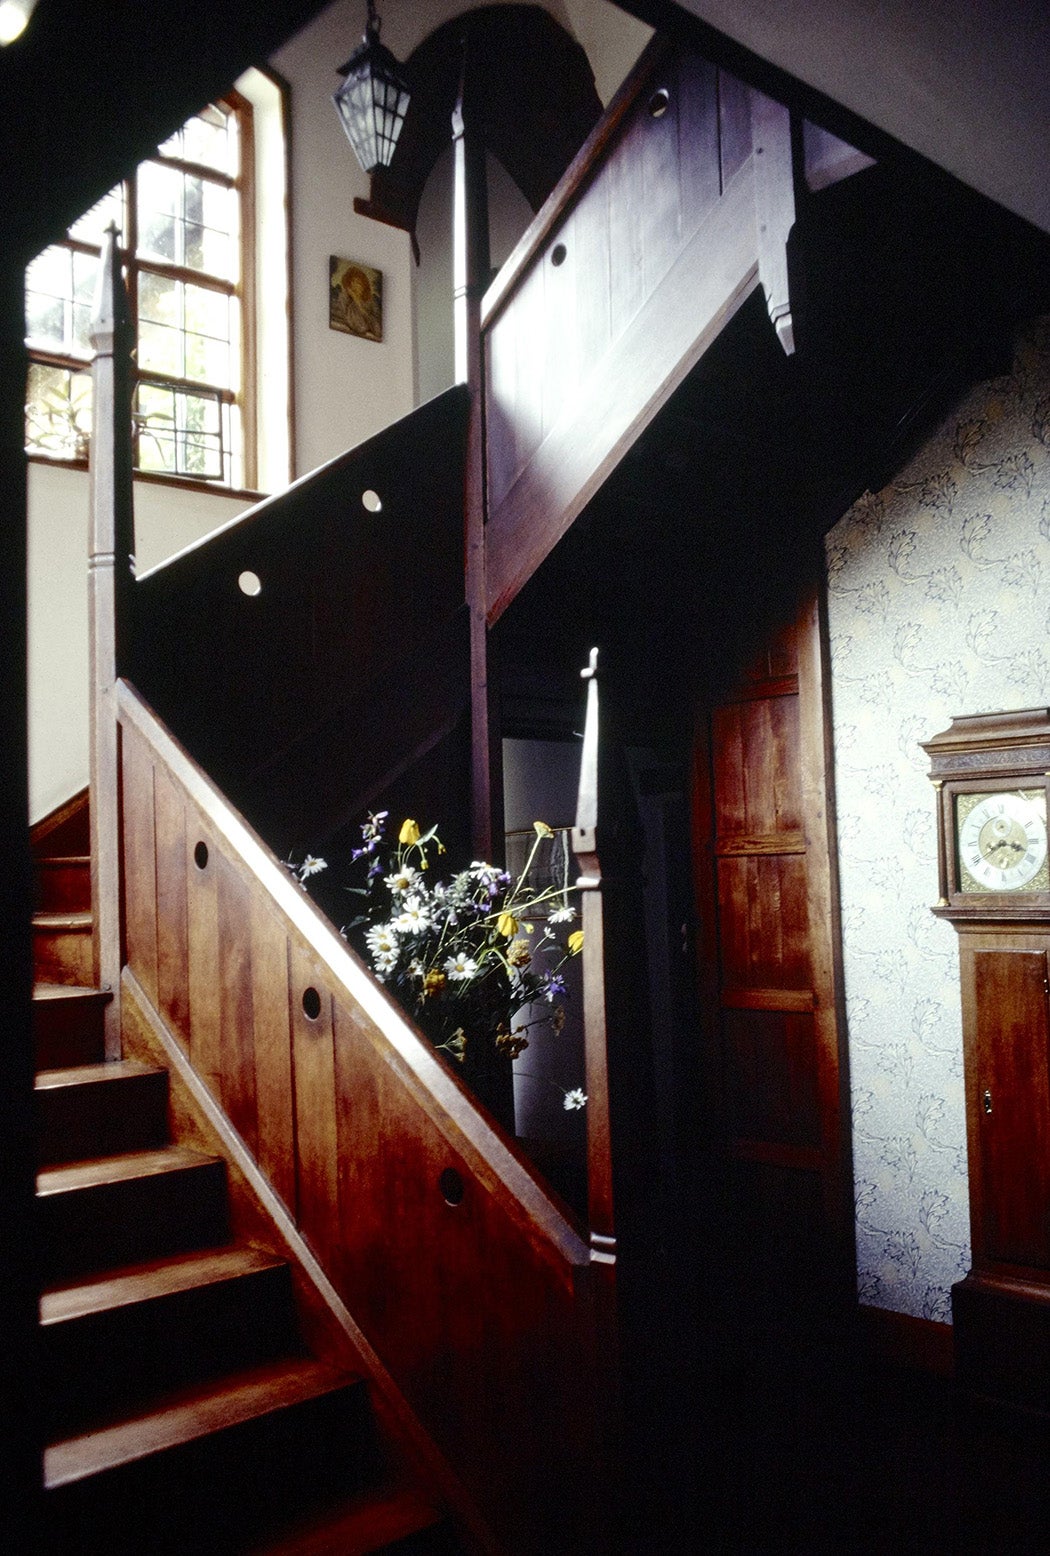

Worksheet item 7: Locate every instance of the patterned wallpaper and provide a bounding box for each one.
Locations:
[825,317,1050,1321]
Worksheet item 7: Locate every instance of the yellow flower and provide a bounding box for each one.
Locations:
[423,969,447,998]
[567,930,584,955]
[533,820,553,838]
[496,911,518,938]
[507,938,531,968]
[399,818,421,845]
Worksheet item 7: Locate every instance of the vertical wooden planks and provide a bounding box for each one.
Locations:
[217,858,258,1156]
[677,55,722,240]
[571,161,611,386]
[153,762,190,1041]
[638,56,682,296]
[717,69,752,190]
[539,209,580,440]
[289,943,341,1265]
[605,117,648,340]
[186,819,222,1090]
[250,898,296,1215]
[121,724,158,1007]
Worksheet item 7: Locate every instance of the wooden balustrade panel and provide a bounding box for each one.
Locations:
[118,684,601,1553]
[124,387,470,841]
[483,50,761,624]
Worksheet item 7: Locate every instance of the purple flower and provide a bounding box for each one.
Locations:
[542,973,567,1003]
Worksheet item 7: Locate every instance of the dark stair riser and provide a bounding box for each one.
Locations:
[46,1377,375,1556]
[35,857,92,914]
[41,1260,300,1438]
[34,991,108,1069]
[39,1157,230,1284]
[37,1067,170,1166]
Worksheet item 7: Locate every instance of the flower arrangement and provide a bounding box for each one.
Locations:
[288,812,586,1108]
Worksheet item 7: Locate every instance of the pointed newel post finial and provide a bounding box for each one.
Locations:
[89,223,131,358]
[573,647,600,850]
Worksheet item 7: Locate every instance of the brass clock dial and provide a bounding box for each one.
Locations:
[956,789,1049,892]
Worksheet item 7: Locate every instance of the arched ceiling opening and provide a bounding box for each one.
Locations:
[355,4,603,254]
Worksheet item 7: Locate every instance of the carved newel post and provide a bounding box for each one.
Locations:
[88,226,134,1056]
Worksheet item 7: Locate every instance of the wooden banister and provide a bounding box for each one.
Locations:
[478,44,801,630]
[88,227,134,1057]
[115,676,611,1550]
[124,386,472,854]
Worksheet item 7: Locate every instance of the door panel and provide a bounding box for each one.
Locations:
[694,592,852,1316]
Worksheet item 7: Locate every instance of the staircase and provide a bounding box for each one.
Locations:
[32,801,457,1555]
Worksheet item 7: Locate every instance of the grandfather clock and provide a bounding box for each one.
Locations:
[924,709,1050,1411]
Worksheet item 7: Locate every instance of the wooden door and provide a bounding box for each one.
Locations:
[693,592,853,1319]
[968,944,1050,1271]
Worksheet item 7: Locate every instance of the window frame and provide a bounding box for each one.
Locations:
[24,90,259,495]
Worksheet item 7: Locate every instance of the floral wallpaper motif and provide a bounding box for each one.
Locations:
[825,317,1050,1322]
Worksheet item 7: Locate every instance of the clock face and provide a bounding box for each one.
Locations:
[955,789,1049,893]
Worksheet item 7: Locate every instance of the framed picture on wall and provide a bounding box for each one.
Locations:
[329,257,383,342]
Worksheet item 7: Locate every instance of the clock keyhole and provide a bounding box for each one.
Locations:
[983,1088,993,1116]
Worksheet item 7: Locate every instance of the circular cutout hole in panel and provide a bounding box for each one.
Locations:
[302,986,322,1021]
[238,570,262,597]
[550,243,567,268]
[361,489,382,513]
[193,841,209,871]
[439,1167,465,1207]
[649,88,670,119]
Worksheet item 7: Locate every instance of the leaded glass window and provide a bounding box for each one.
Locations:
[24,99,251,489]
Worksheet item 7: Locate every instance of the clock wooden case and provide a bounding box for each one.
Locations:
[923,708,1050,1413]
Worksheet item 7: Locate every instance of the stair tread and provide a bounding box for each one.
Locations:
[34,983,109,1002]
[35,1060,166,1092]
[38,1145,220,1196]
[34,910,92,929]
[44,1356,359,1489]
[41,1245,287,1326]
[253,1478,447,1555]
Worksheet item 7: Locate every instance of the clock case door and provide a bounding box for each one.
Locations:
[923,708,1050,923]
[924,709,1050,1411]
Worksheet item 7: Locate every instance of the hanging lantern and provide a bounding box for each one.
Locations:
[332,0,411,176]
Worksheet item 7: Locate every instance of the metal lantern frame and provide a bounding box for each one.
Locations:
[332,0,411,176]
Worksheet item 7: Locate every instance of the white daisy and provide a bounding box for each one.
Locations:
[444,952,479,981]
[366,923,398,958]
[385,864,418,895]
[563,1088,587,1111]
[549,903,576,924]
[395,895,431,934]
[299,855,327,878]
[374,948,398,976]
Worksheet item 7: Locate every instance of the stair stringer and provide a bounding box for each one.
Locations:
[119,967,490,1555]
[116,677,610,1556]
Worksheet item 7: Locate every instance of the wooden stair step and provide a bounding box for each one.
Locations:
[38,1147,229,1282]
[40,1246,299,1436]
[36,1061,169,1164]
[33,984,109,1069]
[45,1357,362,1488]
[35,854,92,913]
